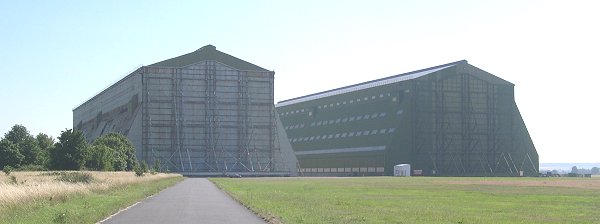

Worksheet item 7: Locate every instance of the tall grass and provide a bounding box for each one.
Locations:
[0,171,180,209]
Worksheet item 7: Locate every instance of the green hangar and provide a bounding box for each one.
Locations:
[276,60,538,176]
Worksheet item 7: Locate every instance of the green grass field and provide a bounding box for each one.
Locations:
[0,176,184,224]
[211,177,600,224]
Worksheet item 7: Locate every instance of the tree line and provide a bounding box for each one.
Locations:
[0,124,140,171]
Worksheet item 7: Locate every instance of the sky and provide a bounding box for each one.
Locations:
[0,1,598,163]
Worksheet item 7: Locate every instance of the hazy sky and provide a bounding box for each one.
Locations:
[0,1,598,163]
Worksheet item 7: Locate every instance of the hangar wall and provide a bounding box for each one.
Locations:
[74,45,294,176]
[276,60,538,176]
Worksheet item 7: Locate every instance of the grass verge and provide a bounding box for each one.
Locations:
[211,177,600,224]
[0,176,184,224]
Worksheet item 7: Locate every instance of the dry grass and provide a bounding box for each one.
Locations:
[0,171,180,208]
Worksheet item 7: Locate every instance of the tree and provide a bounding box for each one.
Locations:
[36,133,54,168]
[571,166,578,174]
[0,139,24,169]
[591,167,600,175]
[92,133,137,171]
[86,145,114,171]
[50,129,89,170]
[4,125,41,166]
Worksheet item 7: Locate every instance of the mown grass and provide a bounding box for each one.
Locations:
[0,175,184,224]
[211,177,600,224]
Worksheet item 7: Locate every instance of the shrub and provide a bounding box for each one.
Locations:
[3,165,13,175]
[9,175,18,184]
[133,162,144,177]
[153,159,161,172]
[141,160,148,173]
[56,172,94,184]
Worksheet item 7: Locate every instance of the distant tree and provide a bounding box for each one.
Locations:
[592,167,600,175]
[571,166,578,174]
[92,133,137,171]
[35,133,54,168]
[0,138,24,169]
[4,125,42,166]
[50,129,89,170]
[86,145,114,171]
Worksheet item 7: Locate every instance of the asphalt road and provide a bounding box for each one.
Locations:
[101,178,265,224]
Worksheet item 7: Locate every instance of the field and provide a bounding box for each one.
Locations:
[212,177,600,224]
[0,171,183,223]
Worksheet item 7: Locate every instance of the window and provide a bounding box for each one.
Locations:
[324,105,328,108]
[322,135,327,139]
[309,136,314,141]
[342,118,348,122]
[357,98,361,102]
[397,110,403,115]
[328,120,334,124]
[350,100,354,103]
[343,101,347,104]
[317,121,322,126]
[372,96,376,99]
[318,106,322,109]
[379,94,384,98]
[328,134,334,139]
[349,117,355,121]
[335,119,341,123]
[388,128,396,133]
[363,131,370,135]
[303,137,309,141]
[380,129,387,134]
[329,103,333,107]
[379,112,387,117]
[341,133,348,137]
[357,116,363,120]
[364,97,368,101]
[370,130,378,135]
[300,124,305,128]
[336,102,340,106]
[371,113,378,118]
[356,132,362,136]
[349,132,355,137]
[316,136,321,140]
[334,134,340,138]
[310,122,315,127]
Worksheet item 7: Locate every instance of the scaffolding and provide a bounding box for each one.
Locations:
[410,71,537,176]
[141,61,285,175]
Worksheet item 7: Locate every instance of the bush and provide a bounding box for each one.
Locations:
[56,172,94,183]
[9,175,18,184]
[86,145,114,171]
[3,165,13,175]
[141,160,148,173]
[153,159,161,173]
[134,166,144,177]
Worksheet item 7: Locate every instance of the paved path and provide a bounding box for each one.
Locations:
[102,178,265,224]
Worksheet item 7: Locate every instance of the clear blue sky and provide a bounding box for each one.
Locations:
[1,1,598,163]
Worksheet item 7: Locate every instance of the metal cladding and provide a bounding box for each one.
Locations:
[73,45,296,176]
[276,60,539,176]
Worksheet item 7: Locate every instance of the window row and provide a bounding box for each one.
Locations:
[285,110,403,130]
[280,92,396,116]
[299,167,385,173]
[289,128,396,143]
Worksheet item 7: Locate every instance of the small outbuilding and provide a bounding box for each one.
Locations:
[394,164,411,176]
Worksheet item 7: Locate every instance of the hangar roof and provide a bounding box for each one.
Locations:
[150,45,269,71]
[276,60,465,107]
